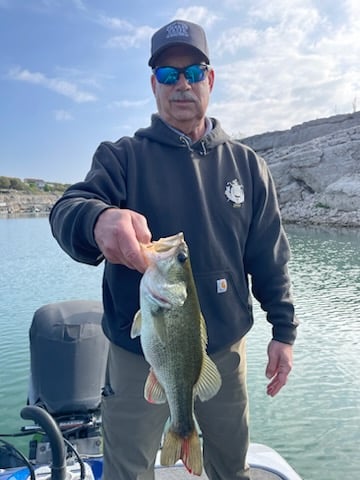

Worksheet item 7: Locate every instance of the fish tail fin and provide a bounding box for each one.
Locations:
[161,428,202,476]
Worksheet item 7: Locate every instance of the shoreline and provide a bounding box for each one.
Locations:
[0,191,58,217]
[279,193,360,229]
[1,204,359,230]
[1,189,359,229]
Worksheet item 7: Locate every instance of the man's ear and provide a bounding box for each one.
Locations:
[151,74,157,94]
[208,68,215,92]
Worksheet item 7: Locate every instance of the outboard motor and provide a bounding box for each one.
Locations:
[28,300,108,415]
[26,300,109,478]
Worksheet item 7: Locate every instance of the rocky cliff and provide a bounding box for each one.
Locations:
[242,111,360,227]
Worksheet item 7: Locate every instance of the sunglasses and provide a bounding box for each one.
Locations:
[153,63,210,85]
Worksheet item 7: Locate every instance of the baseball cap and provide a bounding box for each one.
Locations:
[148,20,210,68]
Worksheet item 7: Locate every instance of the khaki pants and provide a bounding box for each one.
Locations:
[102,339,250,480]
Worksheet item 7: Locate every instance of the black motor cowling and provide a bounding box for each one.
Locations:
[28,300,109,415]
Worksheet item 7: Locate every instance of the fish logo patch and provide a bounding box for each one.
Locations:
[225,179,244,207]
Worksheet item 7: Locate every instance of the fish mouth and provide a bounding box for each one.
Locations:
[142,233,186,261]
[150,233,184,252]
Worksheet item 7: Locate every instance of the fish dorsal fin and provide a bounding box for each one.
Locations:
[144,368,167,404]
[130,310,142,338]
[195,354,222,402]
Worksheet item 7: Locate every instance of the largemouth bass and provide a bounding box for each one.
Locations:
[130,232,222,475]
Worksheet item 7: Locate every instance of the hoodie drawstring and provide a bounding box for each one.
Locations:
[180,136,208,156]
[179,135,194,152]
[199,141,207,156]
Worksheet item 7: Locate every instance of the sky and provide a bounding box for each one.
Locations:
[1,0,359,184]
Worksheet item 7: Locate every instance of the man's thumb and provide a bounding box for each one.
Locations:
[266,360,276,379]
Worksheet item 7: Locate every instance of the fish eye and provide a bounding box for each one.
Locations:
[177,251,188,264]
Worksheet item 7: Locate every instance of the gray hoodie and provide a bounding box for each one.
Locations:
[50,114,298,354]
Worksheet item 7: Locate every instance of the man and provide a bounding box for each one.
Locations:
[50,19,298,480]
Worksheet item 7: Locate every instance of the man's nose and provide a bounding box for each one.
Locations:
[176,73,191,89]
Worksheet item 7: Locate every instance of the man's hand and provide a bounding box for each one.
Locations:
[265,340,293,397]
[94,208,151,272]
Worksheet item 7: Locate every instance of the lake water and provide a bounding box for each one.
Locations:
[0,217,359,479]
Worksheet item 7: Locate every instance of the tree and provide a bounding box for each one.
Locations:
[9,177,26,190]
[0,176,11,189]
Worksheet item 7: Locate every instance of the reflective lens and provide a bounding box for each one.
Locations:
[153,64,209,85]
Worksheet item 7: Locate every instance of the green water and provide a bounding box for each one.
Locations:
[1,217,359,479]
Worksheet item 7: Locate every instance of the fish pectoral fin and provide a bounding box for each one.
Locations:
[130,310,142,338]
[153,315,167,344]
[161,428,202,475]
[195,354,222,402]
[144,368,167,404]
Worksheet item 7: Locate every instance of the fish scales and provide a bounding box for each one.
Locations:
[148,298,202,437]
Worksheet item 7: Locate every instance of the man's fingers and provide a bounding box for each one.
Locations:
[267,371,288,397]
[266,340,293,397]
[120,240,146,272]
[265,360,277,379]
[130,212,152,245]
[94,208,151,272]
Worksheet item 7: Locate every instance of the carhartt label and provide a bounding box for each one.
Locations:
[217,278,228,294]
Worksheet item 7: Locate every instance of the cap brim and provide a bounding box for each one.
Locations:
[148,43,210,67]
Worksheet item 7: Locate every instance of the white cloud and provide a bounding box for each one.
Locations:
[215,27,259,56]
[215,2,322,58]
[54,109,73,121]
[343,0,360,17]
[53,66,107,90]
[171,7,219,29]
[1,0,86,11]
[8,67,97,103]
[98,15,155,49]
[110,98,152,109]
[105,24,154,49]
[206,0,360,136]
[71,0,86,10]
[248,0,314,22]
[99,15,134,31]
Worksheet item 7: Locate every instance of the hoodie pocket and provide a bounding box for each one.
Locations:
[193,270,253,353]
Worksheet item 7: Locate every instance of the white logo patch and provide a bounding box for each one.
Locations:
[216,278,228,294]
[166,22,189,39]
[225,179,244,207]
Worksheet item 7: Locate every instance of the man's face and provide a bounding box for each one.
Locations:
[151,46,214,138]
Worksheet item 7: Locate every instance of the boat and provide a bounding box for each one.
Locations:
[0,300,302,480]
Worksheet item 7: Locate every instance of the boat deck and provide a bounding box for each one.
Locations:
[155,465,284,479]
[154,443,301,480]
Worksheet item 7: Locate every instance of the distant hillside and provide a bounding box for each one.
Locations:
[0,191,60,216]
[0,177,69,216]
[0,176,69,193]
